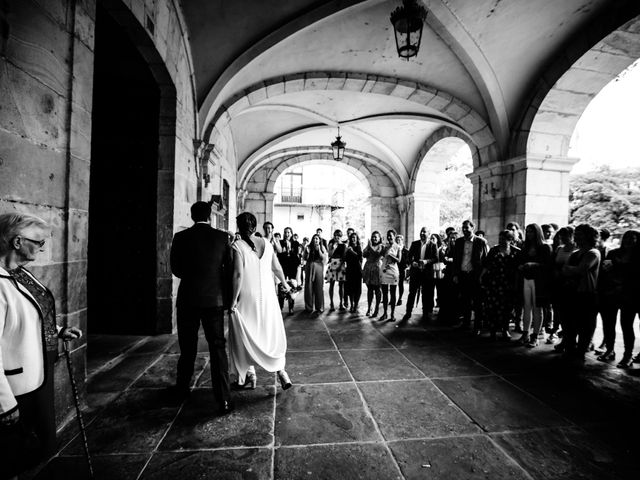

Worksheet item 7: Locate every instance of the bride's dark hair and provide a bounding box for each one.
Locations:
[236,212,257,251]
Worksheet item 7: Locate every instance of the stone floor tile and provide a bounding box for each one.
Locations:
[284,316,327,331]
[132,354,207,389]
[275,383,380,446]
[330,329,394,349]
[87,353,158,393]
[358,380,480,440]
[492,427,626,480]
[433,376,571,432]
[287,330,335,351]
[381,329,443,348]
[389,435,530,480]
[322,316,375,331]
[62,389,181,454]
[34,455,149,480]
[86,334,146,374]
[160,387,275,450]
[286,351,352,384]
[275,443,402,480]
[456,343,590,375]
[128,334,176,355]
[140,449,272,479]
[340,349,423,381]
[401,347,491,378]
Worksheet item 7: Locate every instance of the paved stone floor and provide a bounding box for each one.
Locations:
[32,294,640,479]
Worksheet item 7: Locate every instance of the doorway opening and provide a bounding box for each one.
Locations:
[88,4,160,335]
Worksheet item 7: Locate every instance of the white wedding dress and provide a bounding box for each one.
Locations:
[228,238,287,384]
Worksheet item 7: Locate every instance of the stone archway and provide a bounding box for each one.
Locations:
[493,14,640,230]
[240,147,402,236]
[406,127,476,239]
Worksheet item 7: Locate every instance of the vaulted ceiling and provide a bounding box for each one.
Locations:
[179,0,640,190]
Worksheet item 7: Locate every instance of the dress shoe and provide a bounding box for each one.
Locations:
[245,371,257,389]
[217,400,235,415]
[278,370,292,390]
[378,313,388,321]
[617,354,633,368]
[597,350,616,362]
[365,308,371,317]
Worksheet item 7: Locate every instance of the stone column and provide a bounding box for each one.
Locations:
[370,196,401,235]
[395,195,410,237]
[262,192,276,224]
[472,155,577,243]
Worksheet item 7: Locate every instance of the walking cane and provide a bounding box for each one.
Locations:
[63,340,95,479]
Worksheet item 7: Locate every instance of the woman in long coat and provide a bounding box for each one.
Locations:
[303,234,329,314]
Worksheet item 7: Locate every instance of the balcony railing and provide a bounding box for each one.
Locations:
[280,188,302,203]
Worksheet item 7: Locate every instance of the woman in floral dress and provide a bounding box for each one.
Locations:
[481,230,519,340]
[325,229,347,311]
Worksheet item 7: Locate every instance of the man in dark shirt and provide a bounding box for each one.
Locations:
[170,201,233,414]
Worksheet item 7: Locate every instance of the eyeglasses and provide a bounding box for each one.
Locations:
[22,237,46,248]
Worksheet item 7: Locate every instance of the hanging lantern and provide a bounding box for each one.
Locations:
[390,0,427,60]
[331,126,346,161]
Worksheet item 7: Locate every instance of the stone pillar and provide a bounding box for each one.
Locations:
[262,192,276,224]
[472,155,576,243]
[395,195,410,238]
[407,193,441,241]
[370,196,401,235]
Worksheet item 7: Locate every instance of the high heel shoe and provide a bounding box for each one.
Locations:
[245,371,257,389]
[365,308,371,317]
[277,370,292,390]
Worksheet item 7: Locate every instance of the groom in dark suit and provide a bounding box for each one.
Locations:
[170,201,233,414]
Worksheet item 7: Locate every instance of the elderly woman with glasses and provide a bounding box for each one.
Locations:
[0,213,82,478]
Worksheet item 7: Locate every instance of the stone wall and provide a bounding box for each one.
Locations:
[0,0,208,429]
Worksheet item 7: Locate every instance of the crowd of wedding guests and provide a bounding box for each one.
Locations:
[255,219,640,369]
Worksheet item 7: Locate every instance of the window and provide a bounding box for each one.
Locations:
[297,214,304,221]
[281,171,303,203]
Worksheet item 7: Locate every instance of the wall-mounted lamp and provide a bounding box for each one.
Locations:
[483,182,500,198]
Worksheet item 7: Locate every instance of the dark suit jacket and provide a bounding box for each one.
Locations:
[170,223,230,308]
[407,240,439,271]
[452,235,489,277]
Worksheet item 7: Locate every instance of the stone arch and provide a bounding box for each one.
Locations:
[240,147,402,236]
[404,127,475,239]
[409,127,479,193]
[498,11,640,233]
[239,146,404,197]
[512,10,640,159]
[204,72,498,167]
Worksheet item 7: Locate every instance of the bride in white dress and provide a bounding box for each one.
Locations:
[228,212,293,390]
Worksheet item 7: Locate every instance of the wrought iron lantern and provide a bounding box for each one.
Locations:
[331,126,346,161]
[390,0,427,60]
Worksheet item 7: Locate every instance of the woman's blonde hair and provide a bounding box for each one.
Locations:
[0,213,48,254]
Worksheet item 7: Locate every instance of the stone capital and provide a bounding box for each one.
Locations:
[261,192,276,201]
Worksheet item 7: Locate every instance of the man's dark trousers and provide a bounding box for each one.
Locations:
[405,268,434,316]
[176,304,230,403]
[458,271,480,329]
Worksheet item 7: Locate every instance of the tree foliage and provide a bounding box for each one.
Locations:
[569,166,640,235]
